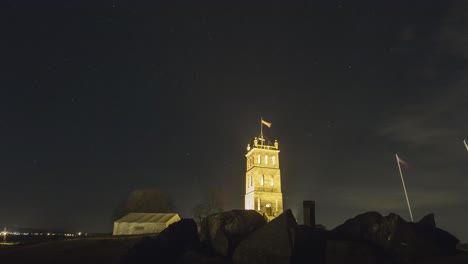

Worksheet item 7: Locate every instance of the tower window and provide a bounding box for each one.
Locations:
[261,175,264,186]
[270,177,274,186]
[265,155,268,165]
[272,156,276,165]
[257,155,261,164]
[265,203,272,216]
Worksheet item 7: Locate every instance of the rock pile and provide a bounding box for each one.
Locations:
[329,212,459,263]
[121,210,465,264]
[200,209,266,257]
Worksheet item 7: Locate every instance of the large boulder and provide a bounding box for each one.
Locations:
[176,250,232,264]
[330,211,383,241]
[417,213,435,228]
[368,213,459,262]
[412,253,468,264]
[332,212,459,263]
[199,209,266,257]
[325,240,380,264]
[290,225,328,264]
[232,209,298,264]
[121,218,200,263]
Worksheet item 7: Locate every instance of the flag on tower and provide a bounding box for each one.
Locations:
[464,139,468,152]
[261,119,272,128]
[396,154,409,168]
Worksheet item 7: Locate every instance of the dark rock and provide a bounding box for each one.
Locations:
[333,212,459,263]
[456,243,468,252]
[325,240,380,264]
[232,209,297,264]
[176,250,232,264]
[158,218,200,252]
[121,218,200,264]
[432,227,460,256]
[368,213,459,262]
[418,213,436,229]
[290,225,328,264]
[412,252,468,264]
[316,224,327,230]
[330,211,383,241]
[199,210,266,257]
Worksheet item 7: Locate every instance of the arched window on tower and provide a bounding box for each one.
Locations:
[265,155,268,165]
[272,155,276,165]
[257,155,261,164]
[261,175,264,186]
[270,177,274,186]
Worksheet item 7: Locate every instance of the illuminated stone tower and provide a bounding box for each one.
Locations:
[245,132,283,221]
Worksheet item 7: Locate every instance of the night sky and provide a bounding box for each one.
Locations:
[1,1,467,241]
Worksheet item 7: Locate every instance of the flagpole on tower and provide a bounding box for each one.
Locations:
[260,117,263,143]
[396,153,414,222]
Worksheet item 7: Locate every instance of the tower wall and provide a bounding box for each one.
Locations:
[245,139,283,220]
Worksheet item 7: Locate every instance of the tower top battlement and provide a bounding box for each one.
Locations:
[246,137,279,153]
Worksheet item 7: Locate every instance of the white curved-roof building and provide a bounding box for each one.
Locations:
[113,213,180,235]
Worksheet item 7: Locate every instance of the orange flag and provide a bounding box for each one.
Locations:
[261,119,272,128]
[396,154,409,168]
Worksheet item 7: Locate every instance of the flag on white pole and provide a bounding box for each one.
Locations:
[395,153,414,222]
[261,119,272,128]
[396,154,409,168]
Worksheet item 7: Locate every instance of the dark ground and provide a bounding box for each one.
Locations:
[0,235,147,264]
[0,236,466,264]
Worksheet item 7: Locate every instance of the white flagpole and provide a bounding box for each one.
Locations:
[396,154,414,222]
[260,117,263,143]
[464,139,468,152]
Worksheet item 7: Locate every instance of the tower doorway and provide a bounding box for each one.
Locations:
[266,203,272,216]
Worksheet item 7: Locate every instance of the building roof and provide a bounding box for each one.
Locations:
[115,213,179,223]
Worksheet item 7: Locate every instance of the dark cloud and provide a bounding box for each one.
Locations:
[378,84,467,151]
[379,1,468,154]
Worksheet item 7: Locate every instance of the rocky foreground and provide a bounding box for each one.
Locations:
[122,210,467,264]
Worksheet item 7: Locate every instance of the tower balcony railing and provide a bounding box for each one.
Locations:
[253,144,277,150]
[247,137,279,151]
